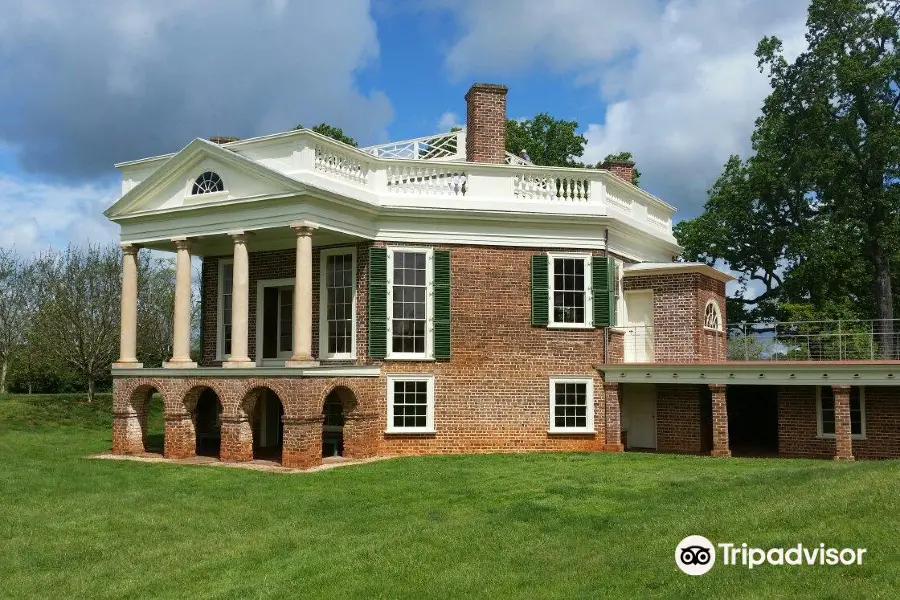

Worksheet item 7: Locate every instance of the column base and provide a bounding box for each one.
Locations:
[112,361,143,369]
[284,358,319,368]
[222,358,255,369]
[163,359,197,369]
[603,443,625,452]
[710,449,732,457]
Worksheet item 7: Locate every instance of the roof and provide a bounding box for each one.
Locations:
[623,262,735,283]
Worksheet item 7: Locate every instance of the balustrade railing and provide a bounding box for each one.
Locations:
[385,165,467,196]
[514,172,590,202]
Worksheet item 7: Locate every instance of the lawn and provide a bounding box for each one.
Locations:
[1,394,898,598]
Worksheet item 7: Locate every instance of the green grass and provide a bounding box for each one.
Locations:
[1,394,898,598]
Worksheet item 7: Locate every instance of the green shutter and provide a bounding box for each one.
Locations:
[593,256,615,327]
[531,254,549,326]
[368,247,387,359]
[433,250,451,361]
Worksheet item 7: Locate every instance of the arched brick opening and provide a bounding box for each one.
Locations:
[322,386,358,458]
[228,387,286,464]
[182,386,224,459]
[117,384,163,455]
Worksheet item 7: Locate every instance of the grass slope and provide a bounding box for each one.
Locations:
[0,394,898,598]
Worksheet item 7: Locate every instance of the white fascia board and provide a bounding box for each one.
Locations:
[623,262,734,283]
[600,362,900,386]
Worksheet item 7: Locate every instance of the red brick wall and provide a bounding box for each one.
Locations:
[656,384,703,453]
[778,385,900,459]
[623,272,726,363]
[465,83,508,164]
[192,243,630,456]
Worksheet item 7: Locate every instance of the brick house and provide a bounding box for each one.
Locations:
[106,83,900,468]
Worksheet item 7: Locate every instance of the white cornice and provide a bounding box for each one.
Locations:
[599,362,900,386]
[623,262,734,283]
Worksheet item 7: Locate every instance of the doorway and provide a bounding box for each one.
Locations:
[622,384,657,449]
[256,279,294,364]
[194,388,222,457]
[322,392,345,458]
[624,290,654,362]
[727,386,779,456]
[252,390,284,462]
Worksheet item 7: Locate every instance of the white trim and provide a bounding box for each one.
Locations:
[547,253,593,328]
[318,247,357,360]
[216,258,234,361]
[386,247,434,360]
[623,262,735,284]
[548,376,596,434]
[816,386,867,440]
[254,277,295,365]
[385,374,436,434]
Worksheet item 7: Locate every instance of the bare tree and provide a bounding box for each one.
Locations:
[31,244,121,402]
[0,248,39,394]
[136,252,176,367]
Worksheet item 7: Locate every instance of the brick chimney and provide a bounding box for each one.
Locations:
[601,159,635,184]
[465,83,508,163]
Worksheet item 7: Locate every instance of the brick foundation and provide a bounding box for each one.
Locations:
[656,384,703,453]
[603,383,624,451]
[164,412,196,459]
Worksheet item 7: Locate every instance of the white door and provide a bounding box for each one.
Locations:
[623,384,657,449]
[624,290,654,362]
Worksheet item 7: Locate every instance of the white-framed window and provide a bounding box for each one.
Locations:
[192,171,225,195]
[613,258,623,327]
[216,258,234,360]
[817,386,866,440]
[548,253,593,328]
[387,247,434,360]
[319,247,357,360]
[386,374,435,434]
[704,300,723,331]
[548,376,595,434]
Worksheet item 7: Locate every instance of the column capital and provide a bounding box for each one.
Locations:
[290,221,318,237]
[171,237,193,252]
[120,242,141,256]
[228,230,252,244]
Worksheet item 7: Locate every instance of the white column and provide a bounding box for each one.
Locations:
[223,231,254,368]
[164,238,197,368]
[286,221,318,367]
[113,243,142,369]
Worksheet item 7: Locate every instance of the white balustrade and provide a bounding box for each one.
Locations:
[386,165,467,196]
[314,145,369,184]
[514,172,590,202]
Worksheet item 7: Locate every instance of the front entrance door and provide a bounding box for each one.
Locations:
[623,384,657,449]
[624,290,654,362]
[257,280,294,364]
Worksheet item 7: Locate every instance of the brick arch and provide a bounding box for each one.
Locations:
[319,383,360,415]
[111,378,167,455]
[316,379,380,460]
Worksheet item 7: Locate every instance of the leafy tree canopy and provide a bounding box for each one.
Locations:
[676,0,900,334]
[505,113,586,167]
[295,122,358,147]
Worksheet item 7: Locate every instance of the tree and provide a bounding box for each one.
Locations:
[600,151,641,186]
[295,122,358,147]
[505,113,586,167]
[30,244,121,402]
[136,253,176,368]
[676,0,900,349]
[0,248,39,394]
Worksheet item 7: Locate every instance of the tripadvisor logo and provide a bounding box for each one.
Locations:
[675,536,868,575]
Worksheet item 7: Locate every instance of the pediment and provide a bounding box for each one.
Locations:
[106,139,304,218]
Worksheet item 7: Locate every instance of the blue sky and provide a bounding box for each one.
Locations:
[0,0,810,255]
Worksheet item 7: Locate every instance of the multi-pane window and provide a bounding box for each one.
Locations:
[220,261,233,357]
[278,288,293,354]
[549,254,592,327]
[818,387,865,438]
[549,378,594,433]
[321,250,355,358]
[387,375,435,433]
[389,249,432,357]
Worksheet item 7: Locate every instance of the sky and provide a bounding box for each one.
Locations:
[0,0,810,256]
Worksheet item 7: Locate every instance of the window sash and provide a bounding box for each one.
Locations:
[387,248,434,359]
[320,249,356,359]
[548,254,592,327]
[386,375,435,433]
[548,377,594,433]
[218,260,234,359]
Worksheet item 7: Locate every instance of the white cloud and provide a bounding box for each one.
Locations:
[437,0,809,219]
[0,0,392,178]
[0,175,119,256]
[437,111,462,131]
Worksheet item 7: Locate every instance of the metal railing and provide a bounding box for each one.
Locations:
[611,320,900,363]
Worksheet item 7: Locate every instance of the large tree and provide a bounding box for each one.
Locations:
[505,113,586,167]
[0,248,39,394]
[30,244,121,402]
[677,0,900,341]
